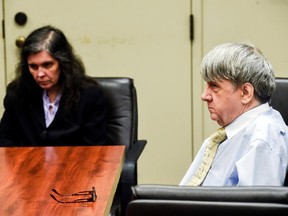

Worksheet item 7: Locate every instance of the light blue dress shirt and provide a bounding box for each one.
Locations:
[180,103,288,186]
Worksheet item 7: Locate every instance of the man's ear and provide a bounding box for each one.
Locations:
[241,83,254,104]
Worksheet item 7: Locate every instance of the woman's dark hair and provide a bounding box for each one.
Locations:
[12,25,97,114]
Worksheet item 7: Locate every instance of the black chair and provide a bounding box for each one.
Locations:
[270,77,288,125]
[126,78,288,216]
[127,185,288,216]
[95,77,147,216]
[270,77,288,185]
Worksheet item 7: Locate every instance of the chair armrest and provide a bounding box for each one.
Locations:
[127,200,288,216]
[113,140,146,216]
[122,140,147,183]
[131,184,288,204]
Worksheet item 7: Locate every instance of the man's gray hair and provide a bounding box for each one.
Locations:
[201,42,275,103]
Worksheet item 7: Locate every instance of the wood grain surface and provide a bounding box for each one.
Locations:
[0,145,125,216]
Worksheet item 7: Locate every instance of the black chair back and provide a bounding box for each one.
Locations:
[270,78,288,125]
[95,77,146,216]
[96,77,137,150]
[270,77,288,186]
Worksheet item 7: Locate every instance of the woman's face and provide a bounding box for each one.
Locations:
[27,50,61,92]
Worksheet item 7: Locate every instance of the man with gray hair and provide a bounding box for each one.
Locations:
[180,43,288,186]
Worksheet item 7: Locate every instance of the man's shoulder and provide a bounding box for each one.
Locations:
[244,109,288,144]
[253,108,287,129]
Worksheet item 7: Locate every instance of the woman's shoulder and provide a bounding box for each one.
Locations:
[2,80,20,108]
[78,80,106,104]
[4,80,19,100]
[6,80,18,91]
[80,81,102,95]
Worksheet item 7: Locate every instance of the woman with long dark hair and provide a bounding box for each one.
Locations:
[0,25,107,146]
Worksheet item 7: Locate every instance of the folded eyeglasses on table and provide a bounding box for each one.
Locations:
[50,187,96,203]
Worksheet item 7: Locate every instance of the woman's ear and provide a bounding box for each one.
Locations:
[241,83,254,104]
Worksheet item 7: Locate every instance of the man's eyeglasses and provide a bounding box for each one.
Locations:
[50,187,96,203]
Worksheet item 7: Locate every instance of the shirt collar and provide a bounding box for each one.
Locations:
[42,90,62,105]
[225,103,271,139]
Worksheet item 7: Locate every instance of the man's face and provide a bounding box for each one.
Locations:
[27,50,61,92]
[201,79,245,126]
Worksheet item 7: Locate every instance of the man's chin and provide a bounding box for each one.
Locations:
[209,113,218,121]
[210,115,221,124]
[210,116,225,126]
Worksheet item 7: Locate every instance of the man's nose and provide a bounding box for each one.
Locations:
[201,86,212,101]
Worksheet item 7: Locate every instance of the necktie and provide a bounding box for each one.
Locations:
[187,127,227,186]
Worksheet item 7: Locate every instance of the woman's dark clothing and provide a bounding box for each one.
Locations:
[0,84,107,146]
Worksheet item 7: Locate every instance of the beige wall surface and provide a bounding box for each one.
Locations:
[0,3,5,114]
[191,0,288,156]
[2,0,288,185]
[2,0,192,185]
